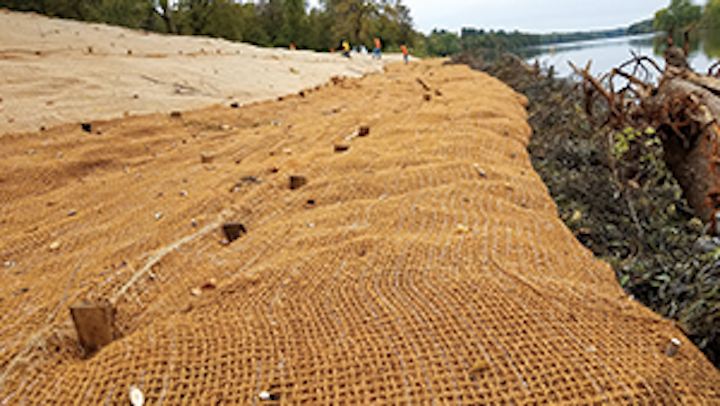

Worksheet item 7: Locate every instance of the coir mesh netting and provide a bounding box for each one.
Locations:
[1,61,719,404]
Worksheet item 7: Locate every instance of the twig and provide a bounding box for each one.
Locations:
[47,259,85,323]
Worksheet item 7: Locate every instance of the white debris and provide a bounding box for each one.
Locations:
[259,391,271,401]
[473,163,487,177]
[129,385,144,406]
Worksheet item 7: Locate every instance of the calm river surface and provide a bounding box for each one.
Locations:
[525,30,720,77]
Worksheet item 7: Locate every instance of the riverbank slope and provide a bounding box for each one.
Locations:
[2,58,719,403]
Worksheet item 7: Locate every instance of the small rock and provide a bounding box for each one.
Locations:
[201,154,214,164]
[423,94,431,101]
[230,102,239,108]
[49,241,61,250]
[155,212,163,220]
[180,190,188,197]
[358,126,370,137]
[190,288,202,296]
[81,123,92,133]
[259,391,271,401]
[68,210,77,216]
[456,224,470,234]
[220,124,231,131]
[57,152,63,158]
[473,164,486,177]
[170,111,182,118]
[334,144,350,153]
[191,219,199,228]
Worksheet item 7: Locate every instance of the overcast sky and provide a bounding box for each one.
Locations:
[307,0,676,34]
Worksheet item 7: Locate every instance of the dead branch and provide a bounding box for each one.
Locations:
[571,51,720,222]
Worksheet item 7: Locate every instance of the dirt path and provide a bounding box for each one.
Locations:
[1,58,719,404]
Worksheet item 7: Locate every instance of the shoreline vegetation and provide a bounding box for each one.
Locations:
[451,52,719,368]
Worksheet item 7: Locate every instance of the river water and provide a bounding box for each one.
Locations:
[524,30,720,78]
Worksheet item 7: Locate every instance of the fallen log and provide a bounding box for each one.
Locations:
[646,71,720,221]
[572,52,720,223]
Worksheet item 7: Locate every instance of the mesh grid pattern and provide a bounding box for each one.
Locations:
[1,61,719,404]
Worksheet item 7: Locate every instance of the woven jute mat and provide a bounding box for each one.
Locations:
[1,60,718,404]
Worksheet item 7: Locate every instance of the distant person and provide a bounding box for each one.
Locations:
[289,43,296,51]
[401,44,409,64]
[360,45,368,54]
[373,37,382,59]
[342,41,351,58]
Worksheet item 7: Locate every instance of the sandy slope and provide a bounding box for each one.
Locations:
[0,9,406,135]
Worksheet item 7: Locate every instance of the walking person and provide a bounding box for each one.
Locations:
[401,44,409,64]
[342,40,351,58]
[373,37,382,59]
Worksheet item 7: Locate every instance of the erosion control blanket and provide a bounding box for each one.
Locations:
[1,61,719,404]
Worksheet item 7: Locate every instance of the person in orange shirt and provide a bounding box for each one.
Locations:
[401,44,409,64]
[373,37,382,59]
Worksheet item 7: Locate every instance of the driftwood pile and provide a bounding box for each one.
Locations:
[571,43,720,223]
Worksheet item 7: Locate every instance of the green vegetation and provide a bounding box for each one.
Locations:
[0,0,418,51]
[627,18,655,35]
[705,0,720,29]
[654,0,702,31]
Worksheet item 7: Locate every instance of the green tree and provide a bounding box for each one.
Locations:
[322,0,377,47]
[256,0,285,45]
[237,3,270,45]
[705,0,720,29]
[424,29,461,56]
[151,0,176,33]
[654,0,702,31]
[175,0,243,40]
[277,0,306,47]
[90,0,154,29]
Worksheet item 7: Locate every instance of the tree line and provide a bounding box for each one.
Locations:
[0,0,418,52]
[422,24,653,59]
[654,0,720,30]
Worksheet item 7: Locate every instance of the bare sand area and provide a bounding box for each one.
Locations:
[0,9,406,135]
[1,10,719,405]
